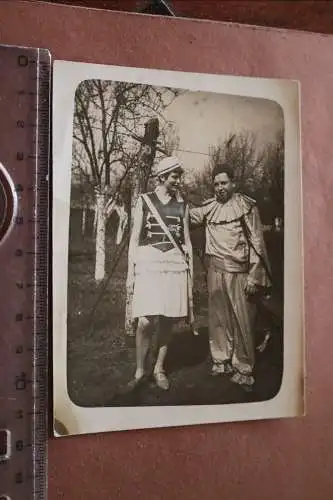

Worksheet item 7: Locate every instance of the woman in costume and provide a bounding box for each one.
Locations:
[127,156,193,390]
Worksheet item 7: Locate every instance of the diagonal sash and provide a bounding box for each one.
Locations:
[141,193,187,263]
[141,193,194,326]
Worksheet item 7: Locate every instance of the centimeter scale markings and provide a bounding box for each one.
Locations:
[0,45,50,500]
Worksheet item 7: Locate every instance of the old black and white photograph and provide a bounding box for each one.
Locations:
[52,62,304,436]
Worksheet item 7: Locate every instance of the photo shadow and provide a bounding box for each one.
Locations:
[164,326,210,374]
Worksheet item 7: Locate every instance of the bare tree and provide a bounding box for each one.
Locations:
[188,130,284,221]
[207,132,265,194]
[262,129,284,220]
[72,80,180,282]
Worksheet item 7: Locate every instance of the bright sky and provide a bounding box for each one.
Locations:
[163,90,284,180]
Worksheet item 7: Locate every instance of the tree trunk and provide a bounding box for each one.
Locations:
[115,205,128,245]
[93,206,98,235]
[94,191,106,282]
[125,176,141,337]
[125,280,135,339]
[81,206,87,235]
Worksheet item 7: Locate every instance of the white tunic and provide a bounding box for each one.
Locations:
[190,193,271,287]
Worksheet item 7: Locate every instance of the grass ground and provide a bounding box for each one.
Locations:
[67,214,283,408]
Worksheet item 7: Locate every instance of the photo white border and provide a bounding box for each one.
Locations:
[53,60,304,436]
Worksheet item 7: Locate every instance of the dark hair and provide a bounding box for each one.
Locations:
[212,163,235,182]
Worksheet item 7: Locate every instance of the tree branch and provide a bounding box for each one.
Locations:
[76,89,101,185]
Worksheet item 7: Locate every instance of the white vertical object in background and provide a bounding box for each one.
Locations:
[81,206,87,235]
[94,190,106,282]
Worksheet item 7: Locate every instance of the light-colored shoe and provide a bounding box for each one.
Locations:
[211,362,233,376]
[231,371,254,391]
[127,373,146,390]
[154,371,170,391]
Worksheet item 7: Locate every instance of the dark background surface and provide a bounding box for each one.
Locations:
[1,1,332,499]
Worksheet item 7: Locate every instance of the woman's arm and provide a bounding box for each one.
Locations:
[184,204,196,327]
[184,204,193,278]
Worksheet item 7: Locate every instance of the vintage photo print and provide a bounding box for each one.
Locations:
[53,61,304,436]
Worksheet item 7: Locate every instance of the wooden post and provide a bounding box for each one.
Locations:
[125,117,160,337]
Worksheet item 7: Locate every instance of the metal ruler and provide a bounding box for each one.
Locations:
[0,45,50,500]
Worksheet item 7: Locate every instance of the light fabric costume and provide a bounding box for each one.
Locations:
[132,186,191,319]
[190,193,270,385]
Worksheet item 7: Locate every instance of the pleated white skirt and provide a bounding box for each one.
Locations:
[132,246,188,318]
